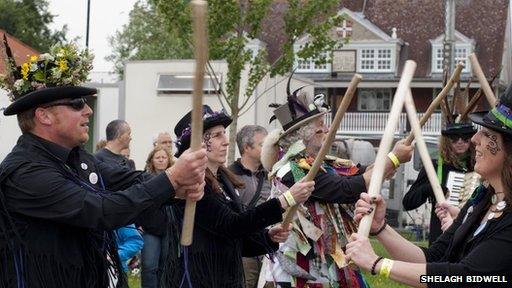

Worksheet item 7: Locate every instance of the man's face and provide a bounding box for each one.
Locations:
[244,132,267,163]
[118,125,132,150]
[305,117,328,157]
[41,98,93,148]
[157,133,173,150]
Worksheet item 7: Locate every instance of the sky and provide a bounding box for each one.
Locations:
[48,0,138,73]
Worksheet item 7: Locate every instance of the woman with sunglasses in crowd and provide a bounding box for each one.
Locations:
[346,85,512,287]
[402,118,475,245]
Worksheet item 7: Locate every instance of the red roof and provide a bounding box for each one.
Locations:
[261,0,508,78]
[0,29,39,75]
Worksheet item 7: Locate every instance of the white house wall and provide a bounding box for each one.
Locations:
[124,59,314,169]
[0,89,21,161]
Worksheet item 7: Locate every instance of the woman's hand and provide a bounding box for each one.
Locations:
[268,224,292,243]
[435,202,458,231]
[354,193,387,233]
[346,233,379,271]
[288,179,315,204]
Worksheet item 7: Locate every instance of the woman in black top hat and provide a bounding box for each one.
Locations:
[345,84,512,287]
[403,120,476,245]
[160,105,315,288]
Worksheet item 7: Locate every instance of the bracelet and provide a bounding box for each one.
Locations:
[283,190,296,206]
[371,256,384,275]
[379,258,394,278]
[387,152,400,169]
[370,219,387,236]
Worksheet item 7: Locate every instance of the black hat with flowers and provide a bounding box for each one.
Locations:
[469,83,512,137]
[174,105,232,157]
[269,71,329,139]
[1,36,96,116]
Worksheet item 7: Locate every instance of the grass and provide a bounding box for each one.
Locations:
[127,231,428,288]
[362,231,428,288]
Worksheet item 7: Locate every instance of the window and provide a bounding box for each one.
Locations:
[357,88,393,111]
[432,45,471,73]
[358,48,392,72]
[295,51,329,73]
[156,74,221,94]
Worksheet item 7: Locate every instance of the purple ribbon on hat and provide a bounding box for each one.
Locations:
[176,109,227,147]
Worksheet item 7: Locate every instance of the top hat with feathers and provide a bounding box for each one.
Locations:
[469,83,512,138]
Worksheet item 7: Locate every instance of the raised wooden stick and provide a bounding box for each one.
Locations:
[281,74,363,227]
[404,63,464,145]
[357,60,416,237]
[469,53,497,106]
[181,0,208,246]
[404,90,446,204]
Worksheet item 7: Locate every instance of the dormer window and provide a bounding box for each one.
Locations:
[296,51,330,73]
[430,31,474,74]
[360,48,393,72]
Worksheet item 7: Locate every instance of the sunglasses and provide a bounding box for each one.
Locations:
[447,134,472,143]
[42,98,87,111]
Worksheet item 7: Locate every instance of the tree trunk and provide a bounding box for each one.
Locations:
[228,105,239,164]
[227,79,241,165]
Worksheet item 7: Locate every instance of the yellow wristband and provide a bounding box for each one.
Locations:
[387,152,400,169]
[284,190,296,206]
[379,258,394,278]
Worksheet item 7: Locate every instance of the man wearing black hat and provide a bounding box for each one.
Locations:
[0,43,207,287]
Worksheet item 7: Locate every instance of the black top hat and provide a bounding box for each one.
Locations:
[174,105,232,157]
[441,122,477,136]
[1,38,95,115]
[269,71,329,138]
[469,84,512,137]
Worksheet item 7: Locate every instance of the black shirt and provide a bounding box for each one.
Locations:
[95,147,135,170]
[0,133,175,287]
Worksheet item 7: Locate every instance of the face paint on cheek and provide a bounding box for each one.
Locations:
[203,132,212,152]
[486,134,501,156]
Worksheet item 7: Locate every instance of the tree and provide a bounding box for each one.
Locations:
[0,0,67,52]
[106,0,192,77]
[110,0,343,162]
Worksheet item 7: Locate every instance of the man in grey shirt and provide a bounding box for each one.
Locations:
[229,125,271,288]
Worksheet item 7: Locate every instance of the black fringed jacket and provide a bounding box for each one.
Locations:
[160,169,283,288]
[0,133,175,288]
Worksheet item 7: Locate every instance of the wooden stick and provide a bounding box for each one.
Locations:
[404,90,446,204]
[357,60,416,237]
[404,63,464,145]
[181,0,208,246]
[281,74,363,227]
[469,53,497,106]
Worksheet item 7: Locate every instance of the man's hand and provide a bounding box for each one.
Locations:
[391,139,413,164]
[166,147,208,190]
[175,181,206,202]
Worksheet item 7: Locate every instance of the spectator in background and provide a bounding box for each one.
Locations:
[139,146,174,288]
[229,125,270,288]
[96,139,107,152]
[96,120,133,169]
[153,131,174,153]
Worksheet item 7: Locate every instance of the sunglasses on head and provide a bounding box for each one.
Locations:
[42,97,87,111]
[447,134,472,143]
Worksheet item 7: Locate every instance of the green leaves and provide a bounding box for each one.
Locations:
[0,0,67,51]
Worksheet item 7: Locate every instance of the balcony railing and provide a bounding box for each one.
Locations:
[325,112,442,137]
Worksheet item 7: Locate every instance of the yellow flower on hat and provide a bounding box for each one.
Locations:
[21,63,30,80]
[58,59,68,72]
[30,55,38,62]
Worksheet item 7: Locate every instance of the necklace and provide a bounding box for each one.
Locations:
[491,192,504,205]
[488,199,507,220]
